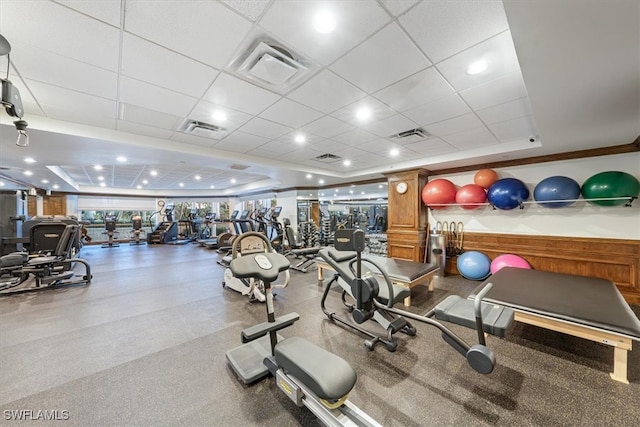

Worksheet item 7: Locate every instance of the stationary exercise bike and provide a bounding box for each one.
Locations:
[225,232,380,427]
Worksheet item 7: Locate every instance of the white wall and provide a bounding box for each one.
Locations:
[276,190,298,232]
[428,152,640,239]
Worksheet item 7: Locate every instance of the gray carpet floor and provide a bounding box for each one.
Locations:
[1,244,639,426]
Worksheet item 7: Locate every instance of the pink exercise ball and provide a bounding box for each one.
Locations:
[490,254,531,274]
[455,184,487,209]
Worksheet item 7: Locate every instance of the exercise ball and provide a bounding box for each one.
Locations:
[457,251,491,280]
[421,179,457,208]
[490,254,531,274]
[487,178,530,210]
[474,169,499,189]
[455,184,487,209]
[533,176,581,208]
[581,171,640,206]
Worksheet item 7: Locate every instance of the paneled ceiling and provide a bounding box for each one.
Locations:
[0,0,638,196]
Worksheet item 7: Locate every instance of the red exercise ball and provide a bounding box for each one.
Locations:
[456,184,487,209]
[474,169,499,189]
[422,179,457,208]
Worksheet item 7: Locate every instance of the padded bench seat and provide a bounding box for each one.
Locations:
[275,336,357,401]
[434,295,515,337]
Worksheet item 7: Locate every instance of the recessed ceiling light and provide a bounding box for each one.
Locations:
[309,193,312,196]
[295,134,306,143]
[343,159,351,166]
[150,170,158,176]
[24,157,36,164]
[98,176,105,181]
[313,10,336,34]
[378,184,383,189]
[318,179,325,184]
[94,165,103,171]
[212,110,227,122]
[389,148,399,157]
[194,175,201,180]
[467,60,488,75]
[356,107,372,121]
[41,179,49,184]
[306,174,312,179]
[100,182,106,187]
[335,189,339,192]
[136,185,142,189]
[142,179,148,184]
[361,191,365,195]
[0,182,4,187]
[320,193,325,196]
[349,190,354,194]
[116,156,127,162]
[24,170,33,176]
[52,184,59,189]
[210,185,215,189]
[230,178,236,184]
[179,182,184,187]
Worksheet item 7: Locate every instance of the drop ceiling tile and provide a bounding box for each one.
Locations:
[424,113,485,137]
[296,138,347,154]
[403,94,471,126]
[287,70,367,114]
[121,34,219,98]
[399,0,508,63]
[330,22,431,93]
[171,132,217,148]
[203,73,281,115]
[404,138,457,156]
[300,116,354,139]
[257,0,391,65]
[214,131,270,153]
[373,67,454,112]
[380,0,420,17]
[220,0,270,21]
[117,120,174,140]
[330,128,379,146]
[248,141,295,155]
[239,117,292,139]
[476,97,533,125]
[459,71,528,110]
[362,114,419,138]
[119,76,198,117]
[436,31,521,92]
[124,0,252,68]
[358,138,403,155]
[259,98,323,128]
[25,79,117,128]
[442,126,498,149]
[9,41,118,100]
[55,0,122,26]
[331,96,397,126]
[488,115,538,143]
[119,104,183,131]
[0,0,120,71]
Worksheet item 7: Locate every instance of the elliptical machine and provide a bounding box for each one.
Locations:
[101,215,120,248]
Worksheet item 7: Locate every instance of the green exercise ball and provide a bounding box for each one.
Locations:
[581,171,640,206]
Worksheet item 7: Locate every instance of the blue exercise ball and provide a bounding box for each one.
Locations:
[487,178,530,210]
[457,251,491,281]
[534,176,581,208]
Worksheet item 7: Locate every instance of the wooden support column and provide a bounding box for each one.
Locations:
[384,169,430,262]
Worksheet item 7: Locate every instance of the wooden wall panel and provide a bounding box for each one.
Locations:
[448,232,640,304]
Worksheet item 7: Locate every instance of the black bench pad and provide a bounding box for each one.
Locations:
[275,336,356,401]
[435,295,514,337]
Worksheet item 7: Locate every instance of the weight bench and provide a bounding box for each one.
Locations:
[472,267,640,383]
[289,246,320,273]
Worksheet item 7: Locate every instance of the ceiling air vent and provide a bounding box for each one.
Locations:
[229,32,317,93]
[313,153,342,163]
[229,164,249,171]
[390,127,431,144]
[179,120,226,139]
